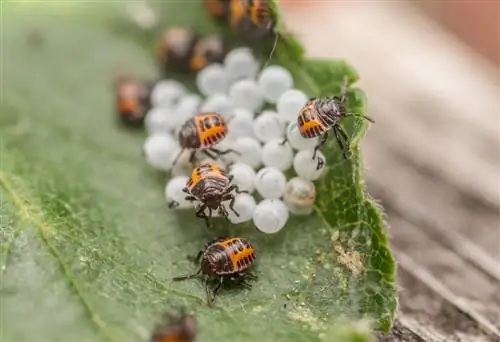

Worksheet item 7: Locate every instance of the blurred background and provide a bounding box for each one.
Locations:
[279,1,499,341]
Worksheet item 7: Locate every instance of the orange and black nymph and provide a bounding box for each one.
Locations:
[150,308,197,342]
[114,76,152,128]
[189,35,227,72]
[282,77,374,169]
[156,27,198,74]
[204,0,230,21]
[228,0,275,39]
[173,237,257,306]
[173,112,238,165]
[170,163,246,227]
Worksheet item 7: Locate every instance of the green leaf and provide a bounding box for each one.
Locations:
[1,1,396,342]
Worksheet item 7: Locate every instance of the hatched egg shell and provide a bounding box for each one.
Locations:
[283,177,316,215]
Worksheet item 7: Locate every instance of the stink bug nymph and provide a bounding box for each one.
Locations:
[204,0,230,21]
[170,163,247,228]
[114,75,152,128]
[172,112,239,166]
[227,0,276,43]
[173,237,257,306]
[282,77,374,169]
[248,0,274,31]
[189,35,227,72]
[151,308,197,342]
[157,27,198,74]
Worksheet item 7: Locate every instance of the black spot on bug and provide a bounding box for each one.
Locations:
[212,115,221,126]
[203,117,212,129]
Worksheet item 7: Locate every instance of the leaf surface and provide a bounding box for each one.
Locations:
[0,2,396,342]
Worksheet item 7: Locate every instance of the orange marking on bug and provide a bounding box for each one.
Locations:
[219,238,256,271]
[194,113,227,148]
[298,118,325,136]
[249,0,271,28]
[188,163,225,191]
[189,52,207,71]
[204,0,226,18]
[118,83,142,116]
[229,0,247,28]
[156,336,186,342]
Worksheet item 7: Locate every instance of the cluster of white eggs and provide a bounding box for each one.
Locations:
[143,47,325,234]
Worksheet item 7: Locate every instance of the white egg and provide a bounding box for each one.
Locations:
[285,121,319,150]
[277,89,308,122]
[200,93,232,118]
[253,199,289,234]
[293,149,326,181]
[261,139,293,171]
[226,193,257,224]
[165,176,192,209]
[227,108,256,140]
[144,107,173,134]
[196,63,228,97]
[227,137,262,168]
[150,80,186,107]
[229,162,256,193]
[255,167,287,199]
[175,94,202,120]
[143,134,178,171]
[257,65,294,103]
[224,47,260,83]
[228,79,263,112]
[253,110,285,142]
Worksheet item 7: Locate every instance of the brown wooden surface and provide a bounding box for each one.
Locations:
[282,2,500,341]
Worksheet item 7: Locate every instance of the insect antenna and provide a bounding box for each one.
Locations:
[346,112,375,123]
[172,268,202,281]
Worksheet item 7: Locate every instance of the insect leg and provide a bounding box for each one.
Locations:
[312,132,328,169]
[172,148,185,166]
[207,277,224,307]
[279,137,288,146]
[218,205,230,221]
[182,187,190,194]
[184,195,198,202]
[188,150,198,165]
[222,193,240,217]
[187,250,204,264]
[168,200,180,209]
[195,204,212,228]
[225,184,248,195]
[339,75,349,105]
[172,267,202,281]
[333,124,351,159]
[202,149,218,160]
[209,147,241,157]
